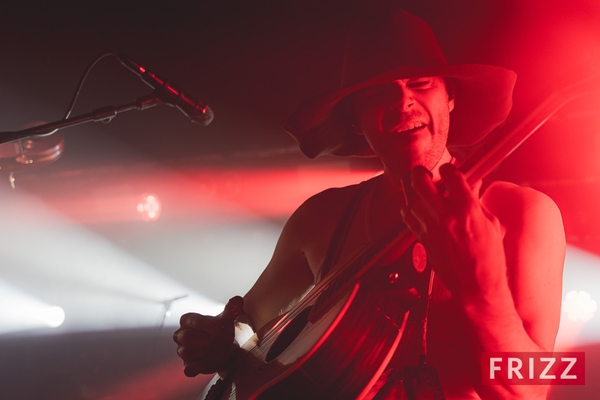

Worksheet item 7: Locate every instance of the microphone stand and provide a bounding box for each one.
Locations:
[0,94,162,145]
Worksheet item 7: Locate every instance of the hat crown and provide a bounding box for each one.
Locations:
[285,8,516,159]
[342,8,448,87]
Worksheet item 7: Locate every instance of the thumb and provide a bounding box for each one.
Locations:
[221,295,245,323]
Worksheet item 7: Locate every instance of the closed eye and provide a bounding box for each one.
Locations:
[407,78,433,89]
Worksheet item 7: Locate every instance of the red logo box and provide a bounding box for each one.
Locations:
[482,352,585,385]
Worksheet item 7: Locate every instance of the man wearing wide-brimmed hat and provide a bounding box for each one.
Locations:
[175,5,565,399]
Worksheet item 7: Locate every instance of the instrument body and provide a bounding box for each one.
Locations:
[202,280,412,400]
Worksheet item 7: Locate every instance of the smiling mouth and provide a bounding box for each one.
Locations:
[394,122,426,134]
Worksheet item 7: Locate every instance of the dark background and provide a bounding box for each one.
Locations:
[0,1,598,399]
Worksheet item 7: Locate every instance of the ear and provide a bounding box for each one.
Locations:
[443,78,456,112]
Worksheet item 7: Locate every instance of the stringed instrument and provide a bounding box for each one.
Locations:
[199,74,600,400]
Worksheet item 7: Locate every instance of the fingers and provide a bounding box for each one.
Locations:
[174,312,236,376]
[173,328,212,369]
[173,326,212,346]
[173,314,220,369]
[438,163,474,207]
[173,314,227,360]
[174,326,218,377]
[177,339,210,360]
[406,164,478,215]
[401,163,482,240]
[183,361,204,377]
[179,312,224,336]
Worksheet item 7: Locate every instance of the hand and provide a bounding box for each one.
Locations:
[400,164,506,300]
[173,298,242,376]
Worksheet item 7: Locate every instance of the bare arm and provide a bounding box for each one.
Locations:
[403,164,565,399]
[468,180,564,399]
[174,202,316,376]
[174,185,357,376]
[242,212,315,332]
[483,181,564,352]
[244,185,357,331]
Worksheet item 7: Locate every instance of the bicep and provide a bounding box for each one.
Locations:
[487,184,566,351]
[242,186,357,332]
[243,251,314,332]
[243,206,318,331]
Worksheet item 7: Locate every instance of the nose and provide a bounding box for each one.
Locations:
[390,82,414,111]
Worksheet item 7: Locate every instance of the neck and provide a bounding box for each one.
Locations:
[380,148,454,194]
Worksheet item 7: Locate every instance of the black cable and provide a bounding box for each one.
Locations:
[61,51,119,121]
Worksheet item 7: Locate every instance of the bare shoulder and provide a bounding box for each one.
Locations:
[481,181,563,231]
[265,182,365,267]
[480,180,565,266]
[283,182,366,270]
[294,184,362,221]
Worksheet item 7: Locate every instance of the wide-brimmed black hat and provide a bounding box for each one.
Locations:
[285,7,517,158]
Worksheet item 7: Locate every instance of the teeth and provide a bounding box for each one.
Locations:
[398,123,425,133]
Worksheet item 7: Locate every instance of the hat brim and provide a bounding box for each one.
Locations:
[285,64,517,158]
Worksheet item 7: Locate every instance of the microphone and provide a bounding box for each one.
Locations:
[117,53,214,126]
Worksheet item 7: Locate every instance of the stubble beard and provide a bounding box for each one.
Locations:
[382,123,449,176]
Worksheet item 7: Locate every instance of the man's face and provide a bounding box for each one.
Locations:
[350,77,454,173]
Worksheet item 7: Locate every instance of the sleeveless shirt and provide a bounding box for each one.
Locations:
[318,177,480,399]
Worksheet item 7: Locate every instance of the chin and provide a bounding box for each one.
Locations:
[377,139,446,172]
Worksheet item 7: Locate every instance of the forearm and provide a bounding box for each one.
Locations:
[460,284,551,399]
